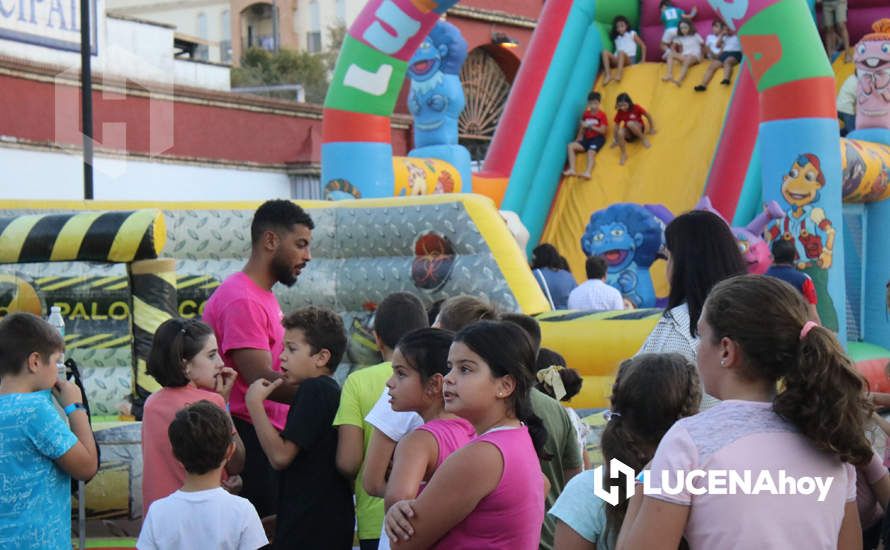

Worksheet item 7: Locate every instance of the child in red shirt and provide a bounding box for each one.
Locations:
[564,92,608,179]
[610,92,656,165]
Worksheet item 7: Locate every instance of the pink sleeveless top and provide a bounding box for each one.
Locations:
[417,417,477,470]
[433,425,544,549]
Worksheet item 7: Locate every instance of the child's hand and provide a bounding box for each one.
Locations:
[648,127,657,135]
[385,499,417,542]
[245,378,282,407]
[53,379,84,407]
[214,367,238,402]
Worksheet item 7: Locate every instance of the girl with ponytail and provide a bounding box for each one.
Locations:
[618,275,871,550]
[142,318,245,513]
[384,320,548,549]
[550,353,700,549]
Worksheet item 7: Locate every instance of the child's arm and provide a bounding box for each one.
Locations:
[635,33,647,61]
[53,380,99,481]
[363,427,398,498]
[213,366,246,475]
[684,6,698,19]
[226,432,246,475]
[386,441,504,549]
[384,430,438,510]
[245,378,299,470]
[872,393,890,409]
[644,111,656,134]
[336,425,364,480]
[837,501,863,550]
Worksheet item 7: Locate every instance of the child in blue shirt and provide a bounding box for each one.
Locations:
[659,0,697,59]
[0,313,98,549]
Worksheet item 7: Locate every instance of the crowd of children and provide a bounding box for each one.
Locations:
[3,186,890,550]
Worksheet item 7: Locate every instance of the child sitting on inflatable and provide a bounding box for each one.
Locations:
[565,92,608,179]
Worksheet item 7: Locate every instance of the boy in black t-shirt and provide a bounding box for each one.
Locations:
[246,307,353,549]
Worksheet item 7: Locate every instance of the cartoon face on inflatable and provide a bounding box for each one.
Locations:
[409,39,446,83]
[782,154,825,209]
[580,203,671,308]
[696,197,784,274]
[585,222,642,272]
[854,19,890,130]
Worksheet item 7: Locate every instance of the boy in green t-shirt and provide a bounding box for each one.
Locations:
[332,292,428,549]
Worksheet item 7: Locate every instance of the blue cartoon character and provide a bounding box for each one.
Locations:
[407,21,467,148]
[580,203,671,307]
[767,153,838,330]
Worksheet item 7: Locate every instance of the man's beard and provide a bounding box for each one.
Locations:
[271,254,298,287]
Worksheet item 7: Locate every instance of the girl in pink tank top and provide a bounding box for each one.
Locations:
[385,321,547,549]
[384,329,476,509]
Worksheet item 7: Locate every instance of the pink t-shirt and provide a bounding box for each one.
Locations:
[857,451,887,529]
[649,400,856,549]
[202,272,288,430]
[141,385,226,513]
[433,426,545,550]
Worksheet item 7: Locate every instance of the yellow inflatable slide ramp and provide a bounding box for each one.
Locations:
[541,62,736,289]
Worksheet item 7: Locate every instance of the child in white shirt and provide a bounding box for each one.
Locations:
[138,401,267,550]
[695,20,744,91]
[663,20,704,87]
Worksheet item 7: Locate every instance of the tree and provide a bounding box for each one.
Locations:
[232,47,329,103]
[323,22,347,74]
[231,22,348,105]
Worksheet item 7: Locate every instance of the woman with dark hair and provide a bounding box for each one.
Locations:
[617,275,870,549]
[532,244,577,310]
[384,321,547,549]
[637,210,746,406]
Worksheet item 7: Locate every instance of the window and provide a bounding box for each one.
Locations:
[307,31,322,53]
[221,10,231,63]
[336,0,346,21]
[196,13,208,60]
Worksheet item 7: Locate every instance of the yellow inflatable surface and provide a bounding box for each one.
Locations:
[540,63,736,296]
[538,308,661,409]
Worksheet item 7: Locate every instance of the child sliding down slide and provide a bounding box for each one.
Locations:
[610,93,656,165]
[565,92,609,178]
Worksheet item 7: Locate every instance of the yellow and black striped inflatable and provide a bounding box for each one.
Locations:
[130,259,177,398]
[0,210,165,263]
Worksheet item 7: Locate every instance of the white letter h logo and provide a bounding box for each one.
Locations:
[592,458,636,506]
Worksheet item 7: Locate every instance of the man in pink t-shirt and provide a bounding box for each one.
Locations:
[203,199,313,518]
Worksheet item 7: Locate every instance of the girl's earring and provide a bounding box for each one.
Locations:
[720,358,726,367]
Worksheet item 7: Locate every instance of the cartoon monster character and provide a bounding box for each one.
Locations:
[854,19,890,130]
[407,21,467,149]
[580,203,672,308]
[767,153,838,330]
[695,197,785,274]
